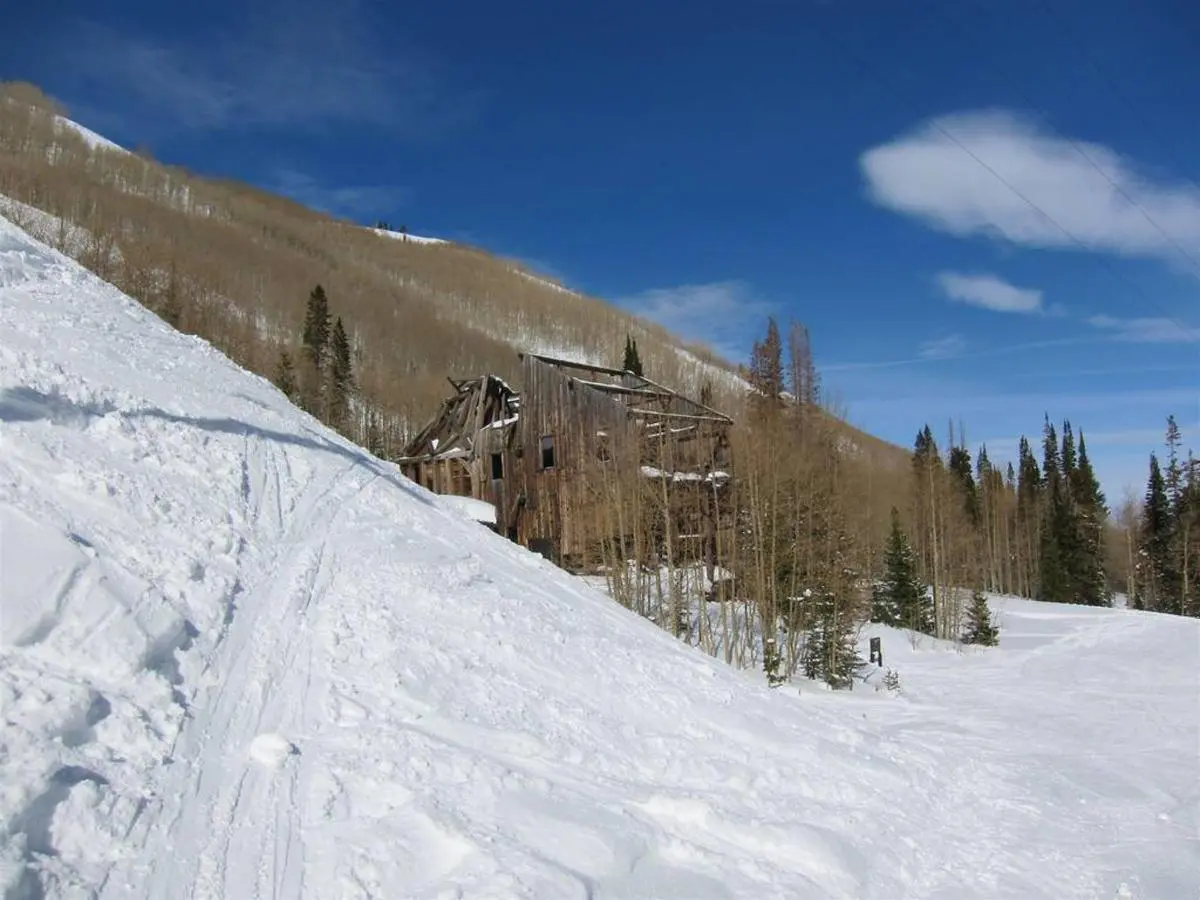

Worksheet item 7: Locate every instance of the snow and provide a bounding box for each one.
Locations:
[54,116,125,154]
[437,494,498,525]
[0,209,1198,899]
[513,268,578,297]
[371,227,447,245]
[0,195,112,263]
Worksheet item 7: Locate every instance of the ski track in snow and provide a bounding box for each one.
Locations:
[0,211,1198,899]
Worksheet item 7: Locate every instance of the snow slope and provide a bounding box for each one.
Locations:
[54,116,125,154]
[371,227,447,245]
[0,212,1197,899]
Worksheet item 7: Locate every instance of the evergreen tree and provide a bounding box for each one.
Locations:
[324,316,354,431]
[1165,415,1183,509]
[1038,416,1072,603]
[1137,453,1175,612]
[748,317,785,401]
[1070,432,1109,606]
[622,334,644,376]
[301,284,331,370]
[699,379,714,408]
[273,349,298,403]
[1180,452,1200,616]
[949,444,980,525]
[961,590,999,646]
[871,508,927,630]
[1061,420,1078,480]
[803,588,863,690]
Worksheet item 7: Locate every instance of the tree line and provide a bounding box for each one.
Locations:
[1132,416,1200,616]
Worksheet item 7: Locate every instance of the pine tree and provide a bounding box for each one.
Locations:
[803,588,863,690]
[962,590,999,646]
[300,284,331,415]
[622,334,644,376]
[949,443,980,526]
[273,349,298,403]
[1137,453,1174,612]
[1180,451,1200,616]
[872,508,927,630]
[302,284,331,370]
[1070,432,1109,606]
[1015,436,1042,598]
[1165,415,1183,510]
[748,317,784,401]
[1039,417,1072,603]
[324,316,354,432]
[699,379,714,408]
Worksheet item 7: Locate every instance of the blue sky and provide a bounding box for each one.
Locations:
[7,0,1198,499]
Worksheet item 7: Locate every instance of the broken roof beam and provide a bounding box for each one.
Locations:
[571,379,676,398]
[520,352,632,379]
[631,408,733,424]
[635,372,733,421]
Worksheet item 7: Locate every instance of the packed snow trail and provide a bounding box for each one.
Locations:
[0,212,1197,899]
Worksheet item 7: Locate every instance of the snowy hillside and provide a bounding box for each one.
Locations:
[54,116,125,154]
[370,226,447,245]
[1,212,1197,899]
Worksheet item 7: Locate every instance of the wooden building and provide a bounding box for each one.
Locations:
[398,374,521,536]
[399,352,734,574]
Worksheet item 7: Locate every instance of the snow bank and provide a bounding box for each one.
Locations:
[371,227,447,245]
[1,211,1197,899]
[437,494,497,525]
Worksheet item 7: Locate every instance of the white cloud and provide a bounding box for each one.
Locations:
[1088,314,1200,343]
[861,109,1200,269]
[617,281,771,361]
[918,334,967,359]
[57,1,479,137]
[936,271,1044,313]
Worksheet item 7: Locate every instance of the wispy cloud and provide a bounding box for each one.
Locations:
[616,280,772,362]
[1087,314,1200,343]
[918,334,967,359]
[269,169,410,218]
[860,109,1200,271]
[824,335,1098,373]
[55,2,479,138]
[936,271,1044,313]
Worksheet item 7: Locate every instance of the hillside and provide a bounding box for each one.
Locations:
[0,83,909,480]
[2,202,1198,898]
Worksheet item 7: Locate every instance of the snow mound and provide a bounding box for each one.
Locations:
[248,733,299,769]
[371,227,447,245]
[0,210,1197,899]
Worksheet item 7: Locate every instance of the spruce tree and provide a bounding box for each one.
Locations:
[1071,432,1109,606]
[749,317,785,401]
[1038,417,1072,603]
[274,349,298,402]
[872,508,927,630]
[1137,454,1174,612]
[302,284,331,369]
[1180,452,1200,617]
[803,588,862,690]
[949,444,980,525]
[324,316,354,431]
[622,335,644,377]
[962,590,999,646]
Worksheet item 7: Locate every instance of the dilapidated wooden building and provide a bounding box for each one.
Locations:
[399,352,734,576]
[398,374,521,535]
